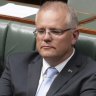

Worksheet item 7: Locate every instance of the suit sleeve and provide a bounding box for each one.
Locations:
[0,56,13,96]
[80,73,96,96]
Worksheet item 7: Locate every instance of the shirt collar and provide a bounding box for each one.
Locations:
[55,48,75,72]
[42,48,75,75]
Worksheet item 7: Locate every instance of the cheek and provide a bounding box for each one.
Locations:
[65,33,75,45]
[36,36,42,50]
[56,40,69,50]
[53,38,68,53]
[55,35,73,53]
[57,34,72,46]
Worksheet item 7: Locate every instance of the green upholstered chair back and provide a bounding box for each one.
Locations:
[0,19,10,75]
[4,22,36,60]
[3,21,96,62]
[76,33,96,61]
[0,20,96,77]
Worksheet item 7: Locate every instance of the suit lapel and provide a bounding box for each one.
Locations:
[47,52,83,96]
[27,54,43,96]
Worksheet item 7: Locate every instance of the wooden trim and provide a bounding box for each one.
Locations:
[79,15,96,25]
[78,27,96,35]
[0,15,96,35]
[0,14,35,25]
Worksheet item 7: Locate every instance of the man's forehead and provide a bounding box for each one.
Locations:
[35,2,70,27]
[37,7,68,20]
[37,1,69,17]
[36,11,68,29]
[40,4,68,13]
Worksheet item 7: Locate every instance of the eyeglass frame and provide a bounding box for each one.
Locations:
[33,28,76,37]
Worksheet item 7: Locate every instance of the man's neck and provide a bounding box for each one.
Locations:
[43,48,75,67]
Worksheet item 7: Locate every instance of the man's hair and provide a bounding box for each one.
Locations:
[40,0,67,5]
[36,1,78,28]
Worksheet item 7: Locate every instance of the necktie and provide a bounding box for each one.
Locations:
[36,67,58,96]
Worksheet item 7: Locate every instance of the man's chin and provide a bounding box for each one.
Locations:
[40,53,55,58]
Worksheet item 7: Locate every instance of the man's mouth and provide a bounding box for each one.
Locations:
[41,45,55,49]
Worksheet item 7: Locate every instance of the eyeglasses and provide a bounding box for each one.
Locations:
[33,28,75,37]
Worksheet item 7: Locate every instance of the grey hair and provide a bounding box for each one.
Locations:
[36,1,78,28]
[66,6,78,28]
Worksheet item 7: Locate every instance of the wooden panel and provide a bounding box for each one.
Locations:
[79,15,96,25]
[0,14,35,25]
[78,28,96,35]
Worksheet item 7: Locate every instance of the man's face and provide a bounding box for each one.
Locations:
[35,10,78,61]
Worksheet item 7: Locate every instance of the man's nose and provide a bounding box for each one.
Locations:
[43,30,52,41]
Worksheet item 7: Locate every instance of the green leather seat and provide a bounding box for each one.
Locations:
[4,22,96,61]
[0,19,10,75]
[76,33,96,61]
[0,20,96,77]
[4,22,36,61]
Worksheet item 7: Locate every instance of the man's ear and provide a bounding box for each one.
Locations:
[73,29,79,39]
[72,29,79,45]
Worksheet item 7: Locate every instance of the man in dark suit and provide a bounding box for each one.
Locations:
[0,1,96,96]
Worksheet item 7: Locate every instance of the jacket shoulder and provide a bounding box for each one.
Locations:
[5,51,41,66]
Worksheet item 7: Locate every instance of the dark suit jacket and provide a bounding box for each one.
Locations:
[0,51,96,96]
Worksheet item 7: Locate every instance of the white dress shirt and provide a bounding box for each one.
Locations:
[36,48,75,94]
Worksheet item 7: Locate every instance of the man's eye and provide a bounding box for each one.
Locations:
[51,30,62,35]
[38,30,45,34]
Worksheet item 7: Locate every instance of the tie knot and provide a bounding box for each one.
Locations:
[45,67,58,78]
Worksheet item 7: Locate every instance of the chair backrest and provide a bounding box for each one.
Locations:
[0,19,10,75]
[0,19,96,77]
[76,33,96,61]
[4,22,36,60]
[68,0,96,14]
[0,20,8,59]
[4,21,96,62]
